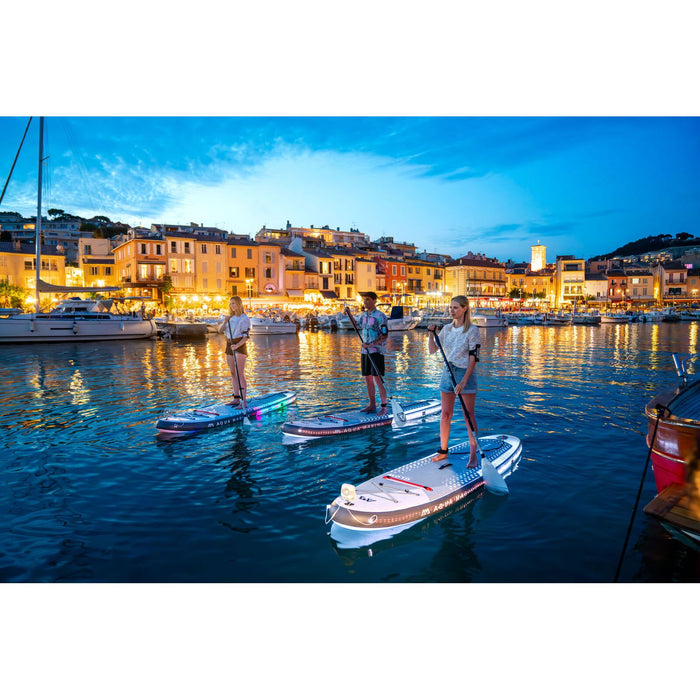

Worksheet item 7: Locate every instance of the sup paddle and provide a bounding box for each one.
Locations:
[430,327,508,495]
[227,316,251,427]
[344,306,407,427]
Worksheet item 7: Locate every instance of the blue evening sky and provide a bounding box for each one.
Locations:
[2,115,698,264]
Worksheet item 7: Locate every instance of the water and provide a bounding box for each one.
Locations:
[2,323,700,583]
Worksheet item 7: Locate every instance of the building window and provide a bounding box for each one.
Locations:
[265,268,272,279]
[215,245,221,255]
[140,243,147,254]
[156,244,162,255]
[105,267,112,275]
[184,242,191,254]
[201,244,207,254]
[230,267,240,278]
[247,249,252,259]
[170,241,177,253]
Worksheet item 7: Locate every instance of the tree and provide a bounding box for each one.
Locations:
[158,275,174,311]
[0,280,26,308]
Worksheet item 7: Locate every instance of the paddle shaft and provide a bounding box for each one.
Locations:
[344,307,387,391]
[227,316,246,405]
[430,328,477,435]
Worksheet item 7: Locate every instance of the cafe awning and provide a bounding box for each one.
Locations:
[320,291,338,299]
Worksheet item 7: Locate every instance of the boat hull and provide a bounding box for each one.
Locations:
[646,385,700,493]
[0,315,155,343]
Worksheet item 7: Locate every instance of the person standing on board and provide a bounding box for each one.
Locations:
[218,295,251,408]
[358,291,389,414]
[428,295,481,467]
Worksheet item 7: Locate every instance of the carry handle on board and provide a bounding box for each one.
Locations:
[344,306,407,427]
[430,328,508,495]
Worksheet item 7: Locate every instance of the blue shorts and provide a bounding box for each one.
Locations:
[439,363,477,394]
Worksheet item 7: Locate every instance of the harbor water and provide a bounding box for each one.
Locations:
[2,322,700,583]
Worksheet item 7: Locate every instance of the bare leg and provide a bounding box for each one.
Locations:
[431,391,455,461]
[363,375,376,411]
[236,354,248,408]
[375,375,388,414]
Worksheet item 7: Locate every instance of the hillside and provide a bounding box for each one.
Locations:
[593,232,699,260]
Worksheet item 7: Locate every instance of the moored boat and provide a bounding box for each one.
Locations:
[471,308,508,328]
[644,353,700,543]
[645,353,700,494]
[0,296,156,343]
[248,315,299,335]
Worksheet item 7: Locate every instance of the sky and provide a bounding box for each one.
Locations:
[1,115,698,264]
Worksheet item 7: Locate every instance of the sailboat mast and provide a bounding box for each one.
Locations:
[35,117,44,314]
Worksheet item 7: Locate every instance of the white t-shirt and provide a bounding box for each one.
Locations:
[437,323,480,368]
[222,313,251,341]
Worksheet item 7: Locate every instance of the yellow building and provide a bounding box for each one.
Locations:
[194,237,228,299]
[445,255,506,301]
[226,238,259,300]
[0,241,65,291]
[405,257,445,307]
[554,255,585,307]
[506,267,553,302]
[329,247,356,300]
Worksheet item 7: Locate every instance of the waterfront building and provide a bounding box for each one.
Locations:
[0,241,65,291]
[585,272,608,304]
[445,253,507,302]
[653,261,688,303]
[353,255,379,297]
[553,255,585,307]
[113,233,167,302]
[288,239,336,300]
[625,269,655,306]
[78,237,118,289]
[404,257,445,307]
[280,247,306,300]
[506,265,554,304]
[227,236,259,299]
[688,268,700,303]
[194,235,228,300]
[327,246,356,301]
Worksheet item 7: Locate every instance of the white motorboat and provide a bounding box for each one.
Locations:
[471,308,508,328]
[0,296,156,343]
[385,305,420,331]
[248,315,299,335]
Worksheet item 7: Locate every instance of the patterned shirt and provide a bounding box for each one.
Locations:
[437,322,480,368]
[359,308,388,354]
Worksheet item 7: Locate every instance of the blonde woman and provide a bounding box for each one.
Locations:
[218,296,251,408]
[427,296,481,467]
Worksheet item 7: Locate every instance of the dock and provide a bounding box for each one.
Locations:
[644,483,700,541]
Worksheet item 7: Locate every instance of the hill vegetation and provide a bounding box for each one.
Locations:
[593,232,699,260]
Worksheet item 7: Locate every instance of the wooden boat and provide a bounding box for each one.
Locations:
[644,353,700,543]
[645,353,700,493]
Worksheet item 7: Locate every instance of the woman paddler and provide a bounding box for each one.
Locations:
[218,295,251,408]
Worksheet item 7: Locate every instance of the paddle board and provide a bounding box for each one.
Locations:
[281,398,441,440]
[326,434,521,548]
[156,390,296,435]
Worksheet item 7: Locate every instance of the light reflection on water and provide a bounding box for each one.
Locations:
[1,323,700,582]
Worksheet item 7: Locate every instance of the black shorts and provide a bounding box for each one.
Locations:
[226,341,248,357]
[361,352,385,376]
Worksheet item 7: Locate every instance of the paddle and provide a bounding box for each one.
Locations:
[344,306,407,427]
[430,328,509,495]
[227,316,251,427]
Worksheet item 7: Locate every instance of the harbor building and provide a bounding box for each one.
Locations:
[445,253,507,302]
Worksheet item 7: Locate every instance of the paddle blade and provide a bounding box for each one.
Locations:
[480,454,509,495]
[391,398,407,427]
[242,410,252,428]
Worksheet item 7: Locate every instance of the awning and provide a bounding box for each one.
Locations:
[286,290,304,297]
[320,290,338,299]
[37,279,121,293]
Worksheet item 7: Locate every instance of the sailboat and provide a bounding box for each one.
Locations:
[0,117,155,343]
